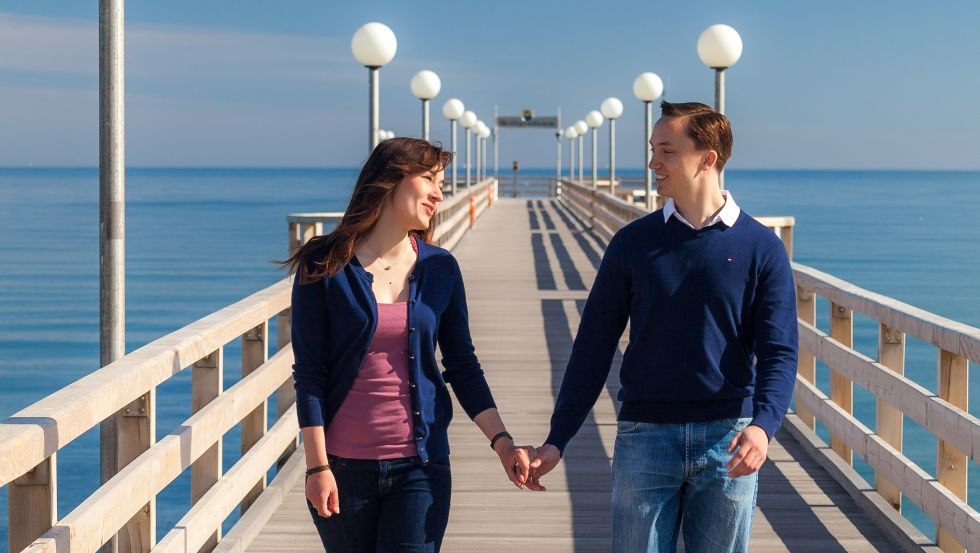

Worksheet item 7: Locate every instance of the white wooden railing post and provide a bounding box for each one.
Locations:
[829,302,854,465]
[796,287,816,430]
[192,348,224,551]
[937,348,968,553]
[241,323,269,513]
[876,324,905,512]
[8,455,57,552]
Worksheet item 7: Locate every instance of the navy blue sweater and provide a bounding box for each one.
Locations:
[546,210,798,454]
[291,239,496,463]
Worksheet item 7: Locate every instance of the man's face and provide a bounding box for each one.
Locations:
[648,116,711,198]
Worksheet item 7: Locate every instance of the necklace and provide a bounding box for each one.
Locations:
[360,243,409,271]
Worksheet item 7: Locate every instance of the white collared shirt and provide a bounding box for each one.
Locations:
[663,190,741,229]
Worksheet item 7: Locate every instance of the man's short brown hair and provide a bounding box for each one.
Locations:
[660,101,733,172]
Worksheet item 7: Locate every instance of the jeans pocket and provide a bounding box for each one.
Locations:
[617,420,642,434]
[730,417,753,433]
[427,456,451,470]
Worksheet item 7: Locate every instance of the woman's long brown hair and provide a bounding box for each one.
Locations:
[282,137,453,283]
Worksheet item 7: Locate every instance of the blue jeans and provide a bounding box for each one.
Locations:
[306,455,452,553]
[612,418,759,553]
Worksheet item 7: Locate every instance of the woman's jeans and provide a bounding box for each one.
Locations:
[612,418,759,553]
[307,455,452,553]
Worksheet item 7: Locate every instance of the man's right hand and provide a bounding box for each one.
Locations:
[526,444,561,491]
[306,470,340,517]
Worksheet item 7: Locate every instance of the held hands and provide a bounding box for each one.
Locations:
[726,424,769,478]
[306,470,341,518]
[526,444,561,491]
[494,438,535,488]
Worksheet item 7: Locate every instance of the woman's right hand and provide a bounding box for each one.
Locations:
[306,470,340,517]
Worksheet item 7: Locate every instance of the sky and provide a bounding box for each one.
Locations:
[1,1,979,169]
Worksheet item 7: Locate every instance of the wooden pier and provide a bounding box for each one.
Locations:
[3,178,978,553]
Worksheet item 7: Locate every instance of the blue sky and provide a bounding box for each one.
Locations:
[1,1,979,169]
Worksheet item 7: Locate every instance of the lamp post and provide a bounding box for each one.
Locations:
[633,72,664,210]
[697,24,742,115]
[411,70,441,140]
[351,22,397,152]
[585,111,604,189]
[600,97,623,194]
[574,120,587,182]
[460,110,477,187]
[698,24,741,188]
[478,123,490,181]
[474,120,484,182]
[566,126,577,182]
[442,98,464,195]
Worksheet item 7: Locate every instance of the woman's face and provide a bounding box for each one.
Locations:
[388,165,445,231]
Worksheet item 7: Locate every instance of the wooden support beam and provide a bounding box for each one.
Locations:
[937,348,968,553]
[876,323,905,511]
[796,286,817,429]
[8,454,56,553]
[829,302,853,465]
[241,323,269,514]
[192,348,223,552]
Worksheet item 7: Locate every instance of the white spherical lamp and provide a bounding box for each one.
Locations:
[574,120,588,135]
[585,110,604,128]
[697,24,743,69]
[633,72,664,102]
[600,97,623,120]
[351,22,397,68]
[460,111,477,129]
[566,126,578,139]
[442,98,464,120]
[411,70,441,100]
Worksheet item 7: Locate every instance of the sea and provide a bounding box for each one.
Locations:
[1,167,978,548]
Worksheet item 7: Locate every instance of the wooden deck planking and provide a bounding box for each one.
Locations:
[246,197,897,552]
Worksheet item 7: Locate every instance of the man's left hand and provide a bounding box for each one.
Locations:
[726,424,769,478]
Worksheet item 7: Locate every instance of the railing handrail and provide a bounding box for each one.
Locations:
[0,278,293,487]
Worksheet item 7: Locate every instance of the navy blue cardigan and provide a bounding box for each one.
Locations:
[291,239,496,463]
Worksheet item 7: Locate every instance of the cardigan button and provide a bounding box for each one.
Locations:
[414,410,420,416]
[409,327,416,333]
[409,299,416,304]
[408,275,415,280]
[409,382,417,389]
[408,354,415,360]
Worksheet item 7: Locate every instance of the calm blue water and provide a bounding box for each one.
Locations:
[1,167,978,547]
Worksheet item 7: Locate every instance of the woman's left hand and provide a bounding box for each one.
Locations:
[494,440,534,488]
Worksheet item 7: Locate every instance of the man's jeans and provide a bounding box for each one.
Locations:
[307,455,452,553]
[612,418,759,553]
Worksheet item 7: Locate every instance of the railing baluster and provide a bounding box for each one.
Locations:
[937,348,968,553]
[275,308,297,468]
[241,323,269,513]
[829,302,853,464]
[796,287,816,429]
[876,323,905,511]
[117,389,155,553]
[8,454,57,552]
[192,348,224,551]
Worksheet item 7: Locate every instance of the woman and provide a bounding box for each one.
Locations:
[285,137,531,552]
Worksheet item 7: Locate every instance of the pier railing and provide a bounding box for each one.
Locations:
[561,177,978,553]
[0,178,496,553]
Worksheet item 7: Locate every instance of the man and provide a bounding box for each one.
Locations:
[528,101,798,553]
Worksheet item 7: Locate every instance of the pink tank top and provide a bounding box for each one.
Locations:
[326,301,417,459]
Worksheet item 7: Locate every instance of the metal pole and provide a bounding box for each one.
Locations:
[714,68,725,115]
[422,99,429,141]
[100,2,125,552]
[569,137,575,181]
[475,135,482,182]
[578,135,584,182]
[369,67,380,151]
[450,120,458,195]
[715,67,726,188]
[493,105,499,180]
[609,119,617,195]
[465,128,472,187]
[482,136,488,181]
[591,128,598,189]
[555,106,562,185]
[644,100,653,210]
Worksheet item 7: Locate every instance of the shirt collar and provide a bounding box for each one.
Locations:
[663,190,741,229]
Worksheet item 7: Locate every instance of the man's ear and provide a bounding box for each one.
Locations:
[702,150,719,170]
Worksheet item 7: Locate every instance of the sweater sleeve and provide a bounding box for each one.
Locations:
[291,274,330,428]
[438,257,497,419]
[749,243,799,439]
[545,233,631,454]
